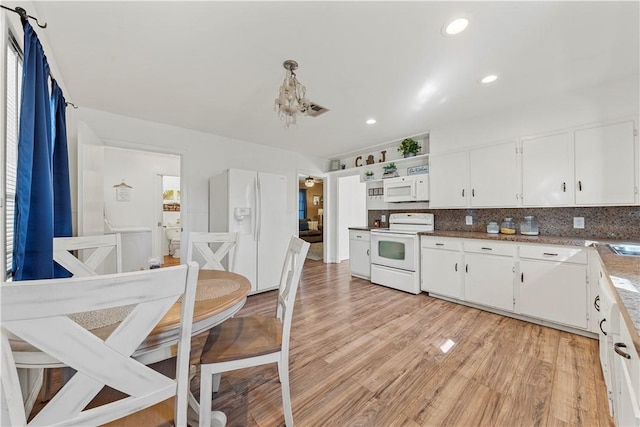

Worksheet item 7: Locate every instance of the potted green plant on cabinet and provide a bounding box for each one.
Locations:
[398,138,421,157]
[382,162,398,178]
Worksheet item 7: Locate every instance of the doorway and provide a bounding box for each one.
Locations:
[298,175,324,261]
[159,175,181,266]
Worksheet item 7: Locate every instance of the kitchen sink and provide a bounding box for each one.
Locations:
[608,243,640,256]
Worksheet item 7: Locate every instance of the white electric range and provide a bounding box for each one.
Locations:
[370,213,434,294]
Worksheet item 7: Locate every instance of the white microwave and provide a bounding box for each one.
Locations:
[383,175,429,203]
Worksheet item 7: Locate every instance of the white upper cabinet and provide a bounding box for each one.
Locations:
[430,141,518,208]
[469,141,519,207]
[429,151,468,208]
[521,132,573,206]
[574,120,637,205]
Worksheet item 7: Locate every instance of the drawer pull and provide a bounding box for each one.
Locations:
[435,243,444,246]
[543,252,558,256]
[599,318,607,336]
[614,342,631,359]
[594,295,600,312]
[481,247,492,251]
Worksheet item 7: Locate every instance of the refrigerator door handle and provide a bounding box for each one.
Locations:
[256,177,262,242]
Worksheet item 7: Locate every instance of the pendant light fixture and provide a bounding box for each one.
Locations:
[304,176,315,187]
[274,60,312,128]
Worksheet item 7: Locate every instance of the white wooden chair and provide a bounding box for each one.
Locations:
[53,234,123,276]
[194,236,309,427]
[186,232,238,271]
[1,262,199,426]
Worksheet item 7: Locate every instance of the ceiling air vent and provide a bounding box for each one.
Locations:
[307,102,329,117]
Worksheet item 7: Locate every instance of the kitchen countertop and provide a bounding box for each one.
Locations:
[419,230,595,246]
[594,243,640,354]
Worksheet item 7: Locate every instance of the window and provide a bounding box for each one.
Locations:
[4,32,22,280]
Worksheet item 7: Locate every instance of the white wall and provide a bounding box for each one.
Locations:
[102,147,179,228]
[76,107,328,247]
[337,175,367,261]
[430,76,640,153]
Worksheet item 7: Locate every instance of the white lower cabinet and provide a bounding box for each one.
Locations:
[518,245,588,329]
[419,238,592,329]
[598,264,620,418]
[463,240,516,312]
[420,238,464,300]
[613,312,640,427]
[465,252,515,312]
[349,230,370,279]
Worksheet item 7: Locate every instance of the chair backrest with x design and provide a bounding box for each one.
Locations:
[53,234,123,276]
[186,232,238,271]
[1,262,199,427]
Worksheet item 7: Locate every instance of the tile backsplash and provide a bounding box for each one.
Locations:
[368,206,640,240]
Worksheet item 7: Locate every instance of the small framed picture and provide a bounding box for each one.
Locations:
[313,195,320,206]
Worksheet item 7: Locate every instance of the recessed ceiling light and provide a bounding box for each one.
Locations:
[443,18,469,36]
[366,118,377,125]
[480,75,498,84]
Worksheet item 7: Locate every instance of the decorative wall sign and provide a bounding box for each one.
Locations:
[407,165,429,176]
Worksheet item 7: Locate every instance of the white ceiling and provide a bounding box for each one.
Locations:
[12,1,640,159]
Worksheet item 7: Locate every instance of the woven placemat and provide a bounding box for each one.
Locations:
[70,278,242,330]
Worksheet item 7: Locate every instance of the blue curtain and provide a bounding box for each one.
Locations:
[13,22,54,280]
[51,80,72,278]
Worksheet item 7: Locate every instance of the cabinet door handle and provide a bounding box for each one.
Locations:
[543,252,558,257]
[578,180,583,191]
[366,249,370,256]
[465,264,468,273]
[462,189,465,197]
[614,342,632,359]
[599,318,607,336]
[594,295,600,311]
[472,188,475,197]
[562,182,566,192]
[521,272,524,283]
[481,247,492,251]
[454,263,458,272]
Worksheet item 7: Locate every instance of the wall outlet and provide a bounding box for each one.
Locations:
[381,214,386,223]
[465,215,473,225]
[573,217,585,229]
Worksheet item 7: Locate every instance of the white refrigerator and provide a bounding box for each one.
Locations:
[210,169,290,294]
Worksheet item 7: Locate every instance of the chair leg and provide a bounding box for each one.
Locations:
[212,373,221,393]
[280,355,293,427]
[199,366,213,427]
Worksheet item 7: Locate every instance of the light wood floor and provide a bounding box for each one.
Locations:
[193,259,612,427]
[33,259,613,426]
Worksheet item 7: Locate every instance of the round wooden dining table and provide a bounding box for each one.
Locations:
[133,269,252,364]
[11,269,251,368]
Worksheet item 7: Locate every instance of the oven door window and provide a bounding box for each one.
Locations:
[378,240,406,260]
